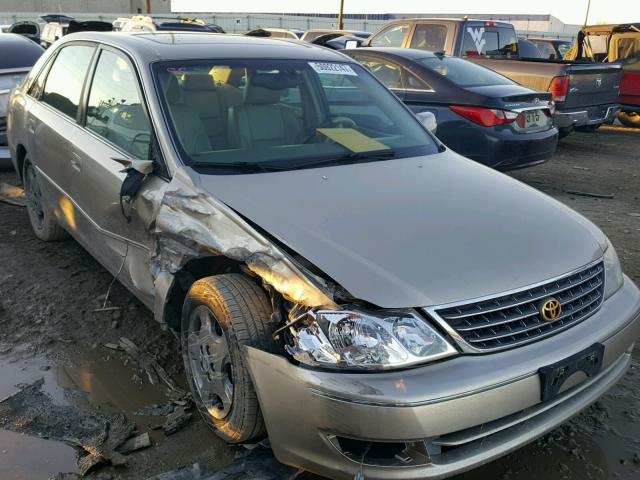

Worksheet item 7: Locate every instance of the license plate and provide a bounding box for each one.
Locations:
[524,110,547,128]
[538,343,604,402]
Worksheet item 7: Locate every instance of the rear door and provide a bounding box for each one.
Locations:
[73,45,167,307]
[25,43,96,231]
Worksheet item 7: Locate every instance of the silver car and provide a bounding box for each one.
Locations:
[7,32,640,480]
[1,33,43,166]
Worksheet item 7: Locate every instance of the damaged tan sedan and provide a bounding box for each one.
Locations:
[7,32,640,479]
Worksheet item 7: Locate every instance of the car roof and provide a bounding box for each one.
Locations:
[386,17,513,27]
[349,47,440,60]
[58,31,354,62]
[0,33,44,69]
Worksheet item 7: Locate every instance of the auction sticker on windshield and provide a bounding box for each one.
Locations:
[308,62,358,76]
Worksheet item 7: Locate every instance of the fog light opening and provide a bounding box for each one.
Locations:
[330,435,433,467]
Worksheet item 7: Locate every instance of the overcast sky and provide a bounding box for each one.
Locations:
[172,0,640,25]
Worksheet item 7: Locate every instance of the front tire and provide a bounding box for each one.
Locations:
[23,159,68,241]
[181,273,277,443]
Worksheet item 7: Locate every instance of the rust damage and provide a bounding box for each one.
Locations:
[149,167,336,322]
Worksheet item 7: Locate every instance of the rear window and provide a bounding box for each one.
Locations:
[462,25,518,58]
[418,56,514,87]
[556,42,572,58]
[530,40,557,59]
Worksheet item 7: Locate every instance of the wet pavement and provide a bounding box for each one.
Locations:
[1,129,640,479]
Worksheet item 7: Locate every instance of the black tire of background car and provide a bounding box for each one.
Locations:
[22,158,68,241]
[181,273,278,443]
[618,112,640,128]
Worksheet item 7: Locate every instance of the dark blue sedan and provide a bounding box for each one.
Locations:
[344,48,558,170]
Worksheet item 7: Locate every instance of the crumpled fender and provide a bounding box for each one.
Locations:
[150,167,336,323]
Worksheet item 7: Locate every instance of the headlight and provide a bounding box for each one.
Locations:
[604,239,624,300]
[287,309,457,370]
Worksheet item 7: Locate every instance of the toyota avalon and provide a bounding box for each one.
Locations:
[7,32,640,480]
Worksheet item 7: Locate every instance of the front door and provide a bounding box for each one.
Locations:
[72,46,168,308]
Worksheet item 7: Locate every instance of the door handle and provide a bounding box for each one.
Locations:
[27,117,36,134]
[70,152,82,172]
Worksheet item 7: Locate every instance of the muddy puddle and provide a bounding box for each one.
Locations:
[0,429,79,479]
[0,346,183,479]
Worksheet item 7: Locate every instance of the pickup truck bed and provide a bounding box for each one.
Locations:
[363,18,623,135]
[471,57,622,131]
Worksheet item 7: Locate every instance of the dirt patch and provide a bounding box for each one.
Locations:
[0,129,639,479]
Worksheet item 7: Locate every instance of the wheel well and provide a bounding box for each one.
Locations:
[163,256,248,331]
[15,144,27,181]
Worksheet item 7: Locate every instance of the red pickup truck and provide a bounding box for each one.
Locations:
[363,18,623,136]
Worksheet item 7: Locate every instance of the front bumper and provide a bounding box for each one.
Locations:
[554,104,620,129]
[246,276,640,480]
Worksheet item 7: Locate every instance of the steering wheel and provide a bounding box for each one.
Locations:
[330,116,357,129]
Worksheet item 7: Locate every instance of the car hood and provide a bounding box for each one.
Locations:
[196,152,606,308]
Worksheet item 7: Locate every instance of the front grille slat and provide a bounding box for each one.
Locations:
[434,262,605,352]
[441,265,603,320]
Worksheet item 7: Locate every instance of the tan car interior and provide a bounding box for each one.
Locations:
[164,68,305,154]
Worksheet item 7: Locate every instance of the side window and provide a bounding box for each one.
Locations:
[405,71,432,90]
[358,57,403,89]
[85,50,151,159]
[410,24,448,52]
[41,45,95,118]
[369,24,410,48]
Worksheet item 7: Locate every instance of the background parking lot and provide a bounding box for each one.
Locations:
[0,128,639,480]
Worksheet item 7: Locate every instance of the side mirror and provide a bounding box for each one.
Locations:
[111,157,154,223]
[415,111,437,134]
[344,40,359,49]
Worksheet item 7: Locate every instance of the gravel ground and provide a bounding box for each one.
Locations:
[0,127,639,480]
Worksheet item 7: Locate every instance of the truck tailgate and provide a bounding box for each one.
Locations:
[469,58,621,109]
[562,64,622,109]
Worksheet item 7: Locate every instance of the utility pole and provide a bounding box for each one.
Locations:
[338,0,345,30]
[583,0,591,26]
[146,0,152,14]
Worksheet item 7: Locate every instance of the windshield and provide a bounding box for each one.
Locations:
[153,59,438,172]
[417,56,514,87]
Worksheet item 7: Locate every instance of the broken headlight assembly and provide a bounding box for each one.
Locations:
[286,309,458,370]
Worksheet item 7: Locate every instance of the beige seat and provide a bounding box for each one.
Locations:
[181,74,242,150]
[228,76,304,149]
[165,75,212,154]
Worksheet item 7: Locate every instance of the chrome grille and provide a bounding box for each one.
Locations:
[433,262,605,352]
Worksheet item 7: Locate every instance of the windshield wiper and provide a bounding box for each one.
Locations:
[284,149,397,170]
[189,150,396,173]
[188,161,288,173]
